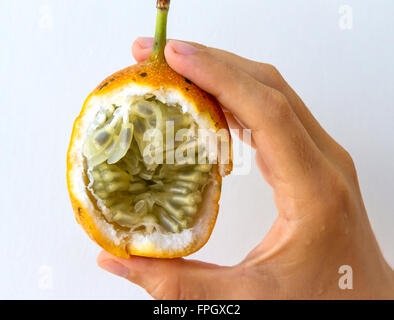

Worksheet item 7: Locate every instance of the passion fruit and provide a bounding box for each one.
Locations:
[67,0,232,258]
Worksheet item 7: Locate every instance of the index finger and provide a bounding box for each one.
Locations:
[164,40,324,193]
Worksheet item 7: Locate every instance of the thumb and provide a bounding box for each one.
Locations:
[97,250,233,300]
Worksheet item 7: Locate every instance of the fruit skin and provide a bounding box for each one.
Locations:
[67,58,232,258]
[95,59,230,135]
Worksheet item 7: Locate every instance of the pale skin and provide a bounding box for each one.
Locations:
[97,38,394,299]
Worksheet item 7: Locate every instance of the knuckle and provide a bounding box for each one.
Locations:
[263,89,292,121]
[265,63,281,77]
[259,63,286,90]
[333,145,358,182]
[341,149,357,176]
[332,173,352,202]
[319,169,353,216]
[148,276,179,300]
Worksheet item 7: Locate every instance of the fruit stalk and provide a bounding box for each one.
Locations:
[150,0,171,62]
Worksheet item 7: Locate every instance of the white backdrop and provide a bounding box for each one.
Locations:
[1,0,393,299]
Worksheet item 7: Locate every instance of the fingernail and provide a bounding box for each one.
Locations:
[99,260,129,278]
[169,40,198,55]
[136,37,154,49]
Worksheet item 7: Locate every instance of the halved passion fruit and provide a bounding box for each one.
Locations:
[67,0,232,258]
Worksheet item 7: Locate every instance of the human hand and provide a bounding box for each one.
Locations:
[97,38,394,299]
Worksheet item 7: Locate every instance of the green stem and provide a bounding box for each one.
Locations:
[149,0,171,62]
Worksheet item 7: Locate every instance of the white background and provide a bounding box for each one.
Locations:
[0,0,393,299]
